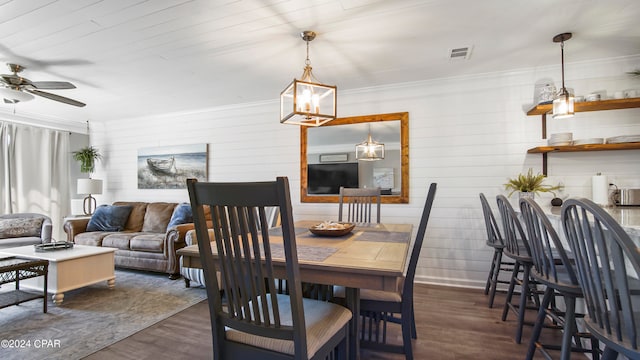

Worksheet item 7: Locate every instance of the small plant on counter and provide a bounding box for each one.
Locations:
[504,168,563,198]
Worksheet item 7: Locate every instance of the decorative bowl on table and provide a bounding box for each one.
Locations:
[34,241,74,252]
[309,221,355,237]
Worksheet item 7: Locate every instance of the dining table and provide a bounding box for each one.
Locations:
[177,220,414,360]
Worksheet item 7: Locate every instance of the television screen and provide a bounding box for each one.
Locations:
[308,163,359,195]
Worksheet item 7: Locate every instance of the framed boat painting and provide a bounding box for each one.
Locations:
[137,144,207,189]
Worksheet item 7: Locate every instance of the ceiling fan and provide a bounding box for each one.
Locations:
[0,63,85,107]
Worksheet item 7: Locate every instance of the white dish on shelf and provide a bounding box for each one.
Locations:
[606,135,640,144]
[547,140,572,146]
[549,132,573,139]
[572,138,604,145]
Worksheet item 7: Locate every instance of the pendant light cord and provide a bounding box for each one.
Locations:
[560,40,566,90]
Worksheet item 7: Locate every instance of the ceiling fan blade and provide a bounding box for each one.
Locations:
[31,81,76,89]
[26,89,86,107]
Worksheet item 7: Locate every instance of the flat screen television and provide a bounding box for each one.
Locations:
[307,163,359,195]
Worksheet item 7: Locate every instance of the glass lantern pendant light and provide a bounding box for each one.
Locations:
[280,30,337,126]
[355,125,385,161]
[552,32,574,119]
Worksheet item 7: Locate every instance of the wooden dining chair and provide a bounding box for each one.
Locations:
[334,183,437,360]
[338,187,381,224]
[187,177,352,360]
[519,197,599,360]
[562,198,640,360]
[479,193,514,308]
[495,195,541,344]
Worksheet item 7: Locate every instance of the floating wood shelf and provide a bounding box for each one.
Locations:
[526,98,640,175]
[527,142,640,154]
[527,97,640,116]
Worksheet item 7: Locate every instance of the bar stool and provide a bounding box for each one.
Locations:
[479,193,514,308]
[520,197,599,360]
[562,198,640,360]
[496,195,540,344]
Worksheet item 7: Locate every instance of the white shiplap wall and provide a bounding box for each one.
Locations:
[90,55,640,288]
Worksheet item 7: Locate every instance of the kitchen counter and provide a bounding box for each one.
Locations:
[544,204,640,239]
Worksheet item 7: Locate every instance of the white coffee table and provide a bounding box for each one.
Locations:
[0,244,116,305]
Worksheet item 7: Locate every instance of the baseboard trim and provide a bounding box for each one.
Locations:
[414,275,485,290]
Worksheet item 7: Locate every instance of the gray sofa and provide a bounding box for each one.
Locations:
[0,213,53,249]
[63,201,195,279]
[180,206,279,287]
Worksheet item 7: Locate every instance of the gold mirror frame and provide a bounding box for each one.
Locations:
[300,112,409,203]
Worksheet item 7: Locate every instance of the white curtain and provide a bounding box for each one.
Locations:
[0,121,71,240]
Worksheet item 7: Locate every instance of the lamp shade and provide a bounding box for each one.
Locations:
[552,92,575,119]
[0,88,35,102]
[77,178,103,195]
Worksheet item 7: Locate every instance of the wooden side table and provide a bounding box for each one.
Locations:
[0,257,49,313]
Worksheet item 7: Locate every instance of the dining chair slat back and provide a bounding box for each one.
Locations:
[338,187,381,224]
[562,198,640,359]
[187,177,351,360]
[496,195,532,261]
[520,197,577,286]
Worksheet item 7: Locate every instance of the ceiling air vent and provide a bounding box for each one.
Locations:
[448,46,473,60]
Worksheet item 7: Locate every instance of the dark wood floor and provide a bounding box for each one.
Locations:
[84,283,587,360]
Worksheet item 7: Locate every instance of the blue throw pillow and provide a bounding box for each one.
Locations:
[167,203,193,231]
[86,205,133,232]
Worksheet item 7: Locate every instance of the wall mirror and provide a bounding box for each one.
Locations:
[300,112,409,203]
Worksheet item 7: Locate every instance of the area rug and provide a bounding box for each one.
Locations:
[0,269,207,360]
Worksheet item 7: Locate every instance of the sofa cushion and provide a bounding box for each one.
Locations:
[130,234,165,253]
[0,217,44,239]
[102,232,140,250]
[74,231,116,246]
[113,202,148,232]
[167,203,193,230]
[87,205,133,232]
[142,202,176,233]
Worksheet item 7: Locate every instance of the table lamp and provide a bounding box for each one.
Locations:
[77,178,103,215]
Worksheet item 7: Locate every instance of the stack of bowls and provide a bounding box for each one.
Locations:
[573,138,604,145]
[548,132,573,146]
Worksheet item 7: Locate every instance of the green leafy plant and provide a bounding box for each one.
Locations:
[504,168,563,197]
[72,146,102,174]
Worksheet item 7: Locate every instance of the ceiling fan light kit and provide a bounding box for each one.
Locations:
[280,30,337,126]
[552,32,574,119]
[0,63,86,107]
[0,87,35,103]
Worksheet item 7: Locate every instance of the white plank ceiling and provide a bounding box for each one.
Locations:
[0,0,639,128]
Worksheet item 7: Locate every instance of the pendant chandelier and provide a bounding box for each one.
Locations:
[280,30,337,126]
[355,125,385,161]
[552,32,574,119]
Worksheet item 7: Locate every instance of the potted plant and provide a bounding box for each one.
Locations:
[72,146,102,174]
[504,168,563,199]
